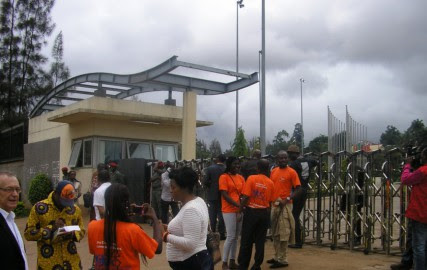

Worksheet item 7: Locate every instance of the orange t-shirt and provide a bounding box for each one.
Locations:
[270,166,301,201]
[219,173,245,213]
[242,174,274,208]
[88,220,158,270]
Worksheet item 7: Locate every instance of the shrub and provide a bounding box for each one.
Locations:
[14,201,30,217]
[28,173,53,205]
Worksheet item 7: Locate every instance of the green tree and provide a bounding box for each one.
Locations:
[248,136,260,154]
[290,123,303,148]
[209,138,222,158]
[49,31,69,87]
[232,127,249,157]
[380,125,401,147]
[0,0,56,129]
[401,119,427,147]
[196,138,210,159]
[266,129,289,155]
[28,173,52,205]
[307,134,328,154]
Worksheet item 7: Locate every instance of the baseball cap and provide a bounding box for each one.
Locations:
[109,162,118,168]
[287,145,300,153]
[157,161,164,168]
[55,181,76,207]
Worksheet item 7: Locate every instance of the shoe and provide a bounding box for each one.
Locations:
[222,262,229,270]
[228,259,239,269]
[270,261,289,268]
[390,263,412,270]
[288,244,302,249]
[267,258,278,264]
[250,266,261,270]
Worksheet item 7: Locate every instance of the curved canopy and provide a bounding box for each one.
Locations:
[30,56,259,117]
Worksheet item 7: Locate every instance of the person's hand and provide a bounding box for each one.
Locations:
[141,203,156,219]
[236,212,242,222]
[55,218,65,229]
[162,223,168,232]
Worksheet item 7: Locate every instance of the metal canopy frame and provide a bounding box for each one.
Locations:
[30,56,259,117]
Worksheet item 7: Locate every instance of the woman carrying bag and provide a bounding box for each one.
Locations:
[219,156,245,270]
[163,167,213,270]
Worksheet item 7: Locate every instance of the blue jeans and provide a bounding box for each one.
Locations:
[169,250,213,270]
[412,219,427,270]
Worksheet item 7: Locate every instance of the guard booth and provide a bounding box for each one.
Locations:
[18,56,258,205]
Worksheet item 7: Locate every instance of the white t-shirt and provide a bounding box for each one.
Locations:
[166,197,209,262]
[161,170,173,202]
[93,182,112,220]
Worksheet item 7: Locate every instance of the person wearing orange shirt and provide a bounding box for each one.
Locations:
[219,156,245,270]
[88,183,163,270]
[237,159,274,270]
[267,150,302,269]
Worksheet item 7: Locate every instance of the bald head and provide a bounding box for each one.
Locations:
[276,150,289,168]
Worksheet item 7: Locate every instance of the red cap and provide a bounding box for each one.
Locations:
[109,162,118,167]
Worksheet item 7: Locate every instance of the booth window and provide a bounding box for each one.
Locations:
[68,140,82,167]
[99,140,122,164]
[127,142,152,159]
[154,144,177,162]
[83,139,92,166]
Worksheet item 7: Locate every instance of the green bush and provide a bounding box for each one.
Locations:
[14,201,30,217]
[28,173,53,205]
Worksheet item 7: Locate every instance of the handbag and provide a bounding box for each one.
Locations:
[206,223,221,265]
[83,191,93,208]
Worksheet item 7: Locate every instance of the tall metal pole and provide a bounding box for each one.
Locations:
[260,0,266,154]
[236,0,244,136]
[300,78,304,154]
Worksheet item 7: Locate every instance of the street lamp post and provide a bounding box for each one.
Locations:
[260,0,266,154]
[300,78,305,154]
[236,0,244,135]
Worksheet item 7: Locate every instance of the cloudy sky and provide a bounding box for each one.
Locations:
[47,0,427,150]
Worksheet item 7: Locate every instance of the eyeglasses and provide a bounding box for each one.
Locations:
[0,187,22,194]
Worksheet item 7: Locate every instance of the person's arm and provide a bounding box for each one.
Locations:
[96,206,105,219]
[401,163,424,185]
[240,195,249,212]
[203,168,211,188]
[220,190,240,208]
[166,208,203,251]
[24,203,57,244]
[141,203,163,254]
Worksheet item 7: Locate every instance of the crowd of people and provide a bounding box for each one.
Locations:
[0,146,426,270]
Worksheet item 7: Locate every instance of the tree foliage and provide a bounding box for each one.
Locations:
[232,127,249,157]
[28,173,52,205]
[401,119,427,147]
[196,138,210,159]
[248,136,260,154]
[307,134,328,154]
[209,138,222,158]
[266,129,289,155]
[49,30,69,87]
[380,125,401,146]
[0,0,56,129]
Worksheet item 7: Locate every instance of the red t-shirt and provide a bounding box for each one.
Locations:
[219,173,245,213]
[242,174,274,208]
[88,220,158,270]
[270,166,301,201]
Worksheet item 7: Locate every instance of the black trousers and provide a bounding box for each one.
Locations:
[161,199,179,224]
[238,207,270,269]
[292,187,308,246]
[169,249,213,270]
[207,199,225,235]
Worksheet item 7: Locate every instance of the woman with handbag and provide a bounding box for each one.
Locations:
[219,156,245,270]
[163,167,213,270]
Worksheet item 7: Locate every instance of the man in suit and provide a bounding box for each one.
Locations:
[0,171,28,270]
[203,154,226,239]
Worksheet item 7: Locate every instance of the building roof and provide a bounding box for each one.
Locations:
[31,56,259,117]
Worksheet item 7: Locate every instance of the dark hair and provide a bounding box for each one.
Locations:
[103,184,145,269]
[225,156,239,173]
[257,159,270,175]
[169,167,198,194]
[98,169,110,183]
[97,163,108,171]
[217,154,226,163]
